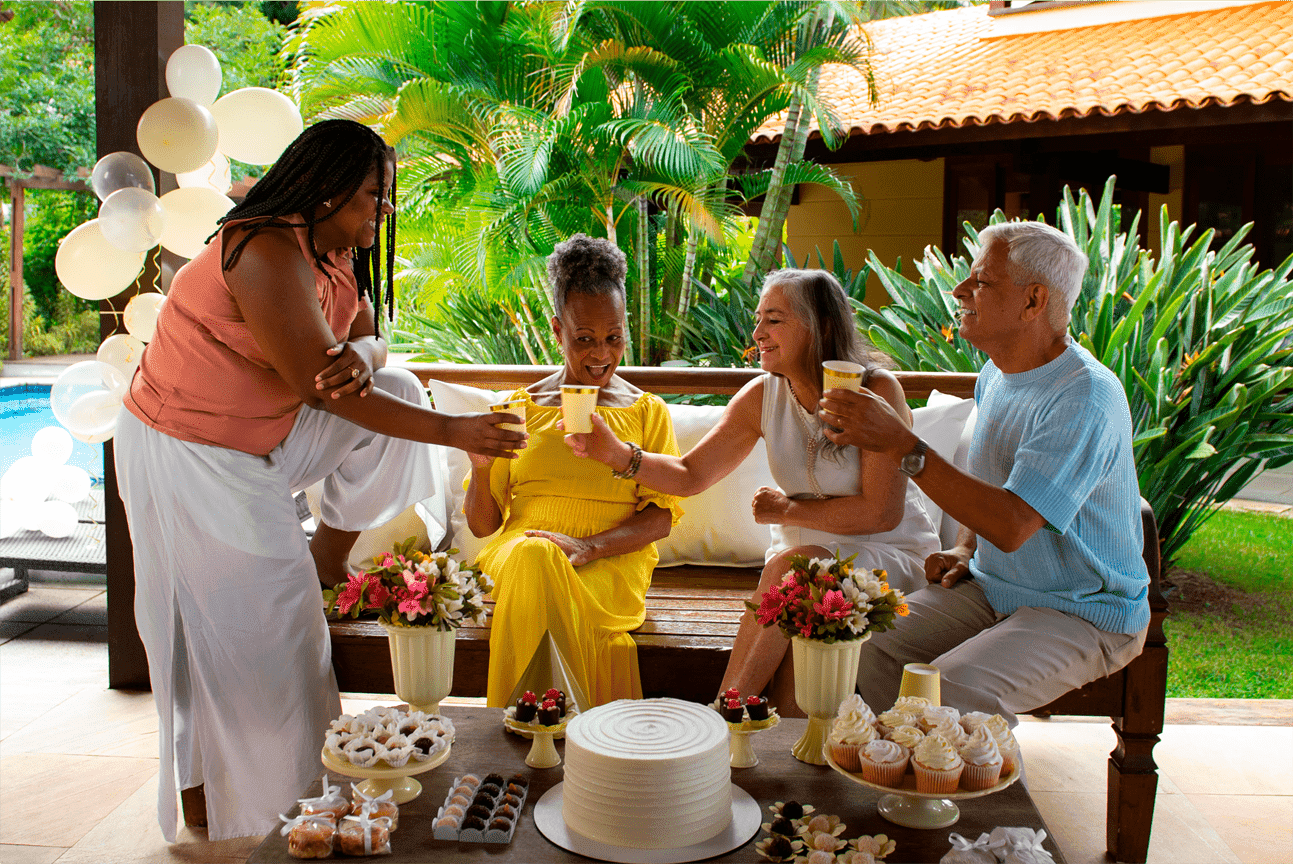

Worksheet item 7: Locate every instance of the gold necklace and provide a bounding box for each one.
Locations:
[786,379,828,500]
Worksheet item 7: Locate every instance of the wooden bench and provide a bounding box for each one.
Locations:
[329,362,1168,864]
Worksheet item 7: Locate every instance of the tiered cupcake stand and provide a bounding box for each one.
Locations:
[320,742,452,804]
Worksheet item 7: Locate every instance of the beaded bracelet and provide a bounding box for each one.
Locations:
[610,441,643,479]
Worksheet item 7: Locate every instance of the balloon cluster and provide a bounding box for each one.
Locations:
[42,45,304,446]
[0,427,95,540]
[55,44,304,299]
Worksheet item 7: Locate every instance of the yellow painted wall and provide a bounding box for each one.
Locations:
[784,158,944,308]
[1148,145,1184,262]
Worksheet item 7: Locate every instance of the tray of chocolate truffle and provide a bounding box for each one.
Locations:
[503,688,577,738]
[320,706,454,804]
[280,776,402,859]
[432,772,530,843]
[708,687,779,768]
[823,694,1022,829]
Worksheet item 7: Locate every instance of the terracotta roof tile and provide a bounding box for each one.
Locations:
[752,1,1293,143]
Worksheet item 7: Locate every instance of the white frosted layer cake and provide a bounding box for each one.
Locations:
[562,698,732,849]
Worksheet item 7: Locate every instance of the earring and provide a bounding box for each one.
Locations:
[323,199,332,207]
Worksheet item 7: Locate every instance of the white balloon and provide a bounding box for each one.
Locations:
[176,151,232,195]
[97,333,147,381]
[68,426,116,446]
[166,44,222,106]
[159,186,234,259]
[211,87,303,165]
[30,426,74,466]
[0,500,23,539]
[51,465,92,504]
[91,151,156,201]
[1,456,53,506]
[51,361,127,443]
[21,502,47,533]
[37,500,79,539]
[137,97,219,174]
[54,220,147,300]
[99,187,166,252]
[124,293,167,343]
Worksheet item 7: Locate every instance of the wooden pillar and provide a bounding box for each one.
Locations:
[94,1,184,691]
[7,180,22,360]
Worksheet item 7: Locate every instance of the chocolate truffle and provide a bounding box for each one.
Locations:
[745,694,770,721]
[720,697,744,723]
[769,816,795,836]
[766,834,795,859]
[507,773,529,788]
[466,804,492,821]
[462,815,486,832]
[537,699,560,725]
[780,801,804,820]
[483,773,505,787]
[489,817,512,832]
[514,698,538,723]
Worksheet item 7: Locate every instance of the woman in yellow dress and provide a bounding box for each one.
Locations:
[465,234,683,708]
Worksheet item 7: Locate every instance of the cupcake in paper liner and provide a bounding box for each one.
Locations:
[979,714,1020,774]
[876,708,919,735]
[929,715,969,749]
[885,723,925,755]
[891,694,933,714]
[324,732,346,758]
[408,732,446,761]
[957,725,1003,790]
[328,714,356,735]
[381,742,414,768]
[912,733,964,794]
[857,738,909,787]
[920,704,961,733]
[829,708,877,771]
[342,736,384,769]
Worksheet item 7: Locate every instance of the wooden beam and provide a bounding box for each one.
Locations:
[7,181,22,361]
[94,1,184,692]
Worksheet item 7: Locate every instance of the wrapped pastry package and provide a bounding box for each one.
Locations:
[988,827,1056,864]
[278,813,335,860]
[940,832,997,864]
[337,812,393,857]
[350,784,400,829]
[297,775,351,821]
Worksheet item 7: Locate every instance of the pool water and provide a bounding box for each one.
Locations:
[1,384,106,485]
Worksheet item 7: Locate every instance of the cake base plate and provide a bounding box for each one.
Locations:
[533,782,761,864]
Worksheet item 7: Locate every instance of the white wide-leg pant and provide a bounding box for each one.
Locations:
[116,368,444,841]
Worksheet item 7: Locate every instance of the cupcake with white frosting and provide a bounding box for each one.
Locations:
[884,723,925,755]
[911,733,964,794]
[919,704,961,733]
[979,714,1020,775]
[957,725,1003,790]
[928,715,969,749]
[876,708,919,736]
[857,738,909,787]
[828,705,878,771]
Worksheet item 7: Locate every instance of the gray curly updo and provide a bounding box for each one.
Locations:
[548,233,628,317]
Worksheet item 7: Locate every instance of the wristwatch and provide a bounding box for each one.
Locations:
[899,439,928,478]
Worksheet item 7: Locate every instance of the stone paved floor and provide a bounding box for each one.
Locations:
[1,581,1290,864]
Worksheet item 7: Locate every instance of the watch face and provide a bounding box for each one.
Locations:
[901,449,925,477]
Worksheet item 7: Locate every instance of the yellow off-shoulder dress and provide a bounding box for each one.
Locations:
[478,389,683,708]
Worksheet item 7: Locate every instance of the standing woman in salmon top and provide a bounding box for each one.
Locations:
[115,120,525,841]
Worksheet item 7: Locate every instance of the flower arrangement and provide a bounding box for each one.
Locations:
[323,537,493,631]
[747,553,908,643]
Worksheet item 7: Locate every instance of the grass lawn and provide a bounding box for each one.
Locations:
[1164,508,1293,699]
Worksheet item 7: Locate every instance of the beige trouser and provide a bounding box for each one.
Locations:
[856,579,1147,727]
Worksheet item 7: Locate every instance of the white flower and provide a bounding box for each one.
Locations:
[442,595,464,615]
[472,608,488,627]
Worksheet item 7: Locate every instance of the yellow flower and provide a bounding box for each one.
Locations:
[895,604,910,617]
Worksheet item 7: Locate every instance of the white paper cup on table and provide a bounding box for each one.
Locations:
[490,398,527,433]
[560,386,599,434]
[898,662,941,706]
[822,360,866,393]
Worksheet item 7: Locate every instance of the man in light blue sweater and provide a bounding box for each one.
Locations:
[822,221,1149,724]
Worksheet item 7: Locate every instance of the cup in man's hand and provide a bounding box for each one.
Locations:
[560,385,599,434]
[490,398,527,433]
[822,360,865,393]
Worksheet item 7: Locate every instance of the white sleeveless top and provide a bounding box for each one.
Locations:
[759,373,938,593]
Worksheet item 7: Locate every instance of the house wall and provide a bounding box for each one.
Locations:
[1148,144,1185,262]
[784,158,944,308]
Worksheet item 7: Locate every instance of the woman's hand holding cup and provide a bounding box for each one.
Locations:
[565,414,633,472]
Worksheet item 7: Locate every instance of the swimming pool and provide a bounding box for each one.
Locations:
[0,384,106,485]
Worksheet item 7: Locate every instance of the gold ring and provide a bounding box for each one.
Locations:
[351,368,359,378]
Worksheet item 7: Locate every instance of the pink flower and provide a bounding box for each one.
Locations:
[335,574,366,615]
[814,589,853,621]
[800,621,814,638]
[402,570,428,594]
[365,576,389,608]
[755,591,788,626]
[396,588,425,620]
[378,553,395,568]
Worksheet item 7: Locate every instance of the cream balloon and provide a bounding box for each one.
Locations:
[123,293,167,343]
[50,361,127,443]
[1,456,53,506]
[97,333,147,381]
[30,426,74,467]
[0,500,23,538]
[54,220,147,300]
[211,87,303,165]
[176,151,232,195]
[165,44,222,106]
[99,187,166,252]
[91,151,155,201]
[37,500,79,539]
[159,187,234,259]
[51,464,92,504]
[137,97,219,174]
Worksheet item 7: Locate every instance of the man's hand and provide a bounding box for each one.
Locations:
[924,545,974,588]
[523,529,594,567]
[820,388,916,458]
[451,413,527,460]
[565,413,633,472]
[751,486,792,525]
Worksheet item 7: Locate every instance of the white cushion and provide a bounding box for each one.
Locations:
[422,379,774,568]
[910,389,976,549]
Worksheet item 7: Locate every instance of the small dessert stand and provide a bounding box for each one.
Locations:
[725,714,780,769]
[504,715,568,768]
[320,742,451,805]
[825,750,1020,829]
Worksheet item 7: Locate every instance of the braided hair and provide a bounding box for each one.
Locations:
[215,119,397,334]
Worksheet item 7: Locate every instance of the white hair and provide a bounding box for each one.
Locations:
[977,222,1088,330]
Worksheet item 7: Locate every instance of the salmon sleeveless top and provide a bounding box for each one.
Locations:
[124,218,367,456]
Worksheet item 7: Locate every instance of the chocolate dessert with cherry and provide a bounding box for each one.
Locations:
[543,688,566,715]
[745,694,770,721]
[514,691,538,723]
[720,697,744,723]
[537,698,561,726]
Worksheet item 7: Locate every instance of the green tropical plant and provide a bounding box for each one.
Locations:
[853,177,1293,566]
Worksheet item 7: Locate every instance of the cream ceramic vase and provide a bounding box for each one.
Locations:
[791,634,867,765]
[382,624,455,715]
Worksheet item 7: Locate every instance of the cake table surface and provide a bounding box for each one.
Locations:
[248,705,1065,863]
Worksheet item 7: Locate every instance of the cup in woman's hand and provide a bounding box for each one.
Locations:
[490,398,527,433]
[560,385,599,434]
[823,360,865,393]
